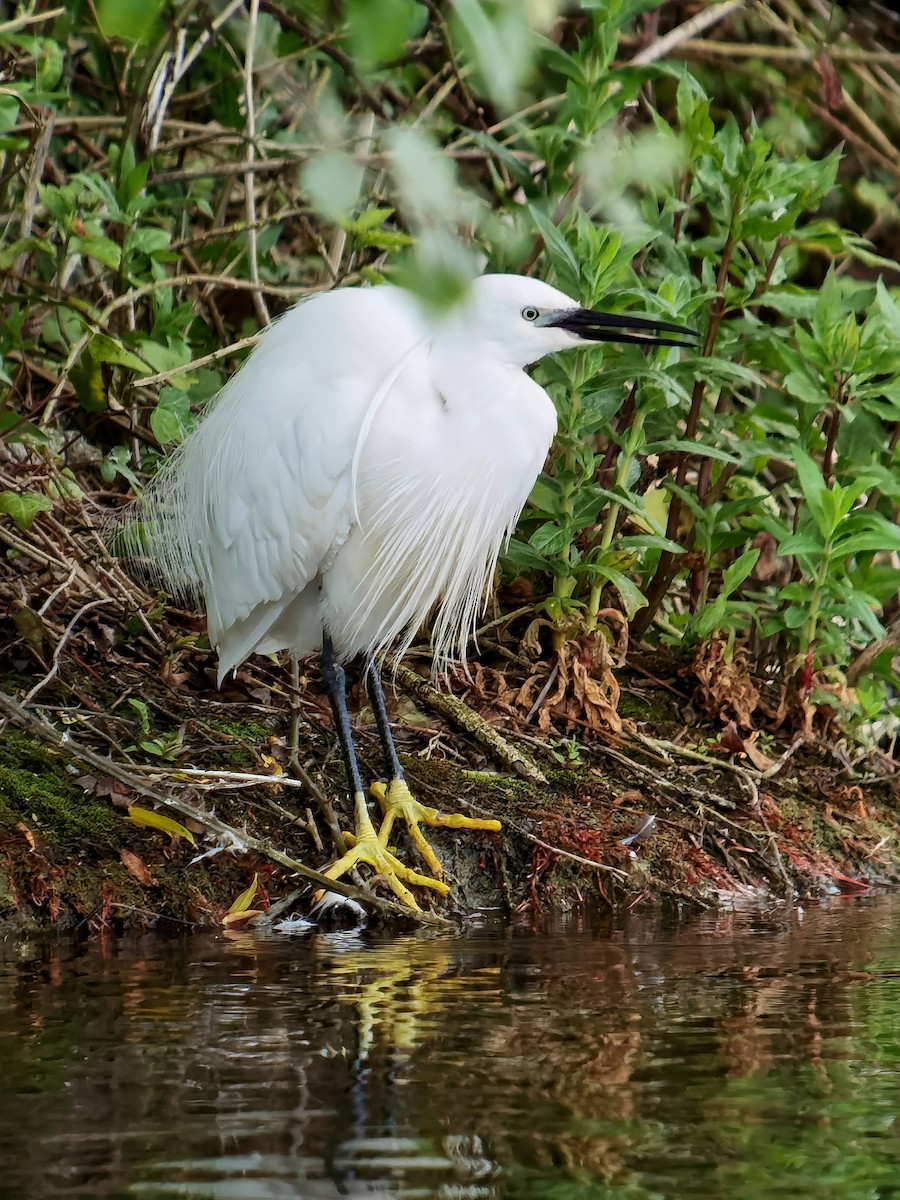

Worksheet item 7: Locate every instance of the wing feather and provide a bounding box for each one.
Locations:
[134,287,428,674]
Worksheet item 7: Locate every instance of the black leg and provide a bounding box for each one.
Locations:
[289,653,347,857]
[309,643,452,909]
[321,635,368,801]
[366,661,405,784]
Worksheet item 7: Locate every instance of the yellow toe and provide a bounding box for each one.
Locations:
[317,790,450,912]
[370,778,501,879]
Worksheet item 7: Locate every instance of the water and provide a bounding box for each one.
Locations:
[3,899,900,1199]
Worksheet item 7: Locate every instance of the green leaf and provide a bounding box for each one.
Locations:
[813,268,843,346]
[582,387,628,425]
[784,369,827,407]
[150,387,192,445]
[617,534,684,554]
[594,566,648,620]
[301,152,365,222]
[0,94,21,135]
[720,548,760,598]
[77,235,122,269]
[529,521,572,556]
[89,333,149,373]
[503,537,551,573]
[228,873,260,915]
[449,0,541,110]
[782,603,808,630]
[777,533,825,559]
[528,477,562,516]
[120,155,151,211]
[643,439,740,464]
[528,205,580,285]
[101,445,141,489]
[593,486,651,521]
[791,445,832,539]
[0,412,49,445]
[139,740,167,756]
[570,485,606,528]
[127,697,152,737]
[0,490,52,530]
[350,206,395,231]
[763,289,818,320]
[96,0,164,40]
[47,469,83,501]
[833,529,900,559]
[125,226,171,257]
[71,351,107,413]
[345,0,426,67]
[874,277,900,341]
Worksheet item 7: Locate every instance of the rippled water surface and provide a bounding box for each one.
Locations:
[4,898,900,1198]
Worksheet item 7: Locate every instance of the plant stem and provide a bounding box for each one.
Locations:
[800,550,830,660]
[821,382,845,486]
[585,410,646,634]
[552,359,586,620]
[631,230,736,639]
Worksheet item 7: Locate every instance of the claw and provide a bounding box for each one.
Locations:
[317,791,450,911]
[370,779,502,880]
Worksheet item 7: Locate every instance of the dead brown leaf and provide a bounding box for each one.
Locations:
[720,720,745,754]
[514,672,541,710]
[77,773,133,804]
[596,609,628,665]
[539,635,623,735]
[159,659,189,689]
[750,531,786,584]
[718,720,778,770]
[119,848,158,887]
[614,788,646,807]
[690,641,760,728]
[13,606,46,654]
[742,735,778,773]
[15,823,37,852]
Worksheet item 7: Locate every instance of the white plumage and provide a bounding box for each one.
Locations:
[140,274,597,680]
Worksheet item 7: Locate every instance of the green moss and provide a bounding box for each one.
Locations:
[0,863,18,917]
[775,792,806,822]
[201,715,277,769]
[618,687,679,724]
[405,754,544,813]
[215,717,274,742]
[0,733,123,850]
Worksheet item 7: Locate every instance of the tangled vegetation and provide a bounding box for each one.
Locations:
[3,0,900,923]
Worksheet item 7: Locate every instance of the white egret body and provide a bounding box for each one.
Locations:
[140,273,692,910]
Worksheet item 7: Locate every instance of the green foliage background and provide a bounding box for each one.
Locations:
[4,0,900,739]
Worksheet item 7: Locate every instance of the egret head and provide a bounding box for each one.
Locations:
[464,273,694,368]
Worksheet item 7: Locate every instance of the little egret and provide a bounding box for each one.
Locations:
[139,273,692,910]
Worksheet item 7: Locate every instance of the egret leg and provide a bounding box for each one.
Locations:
[319,637,449,910]
[365,663,502,881]
[288,654,348,858]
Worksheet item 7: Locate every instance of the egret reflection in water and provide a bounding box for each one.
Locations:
[218,929,504,1196]
[3,904,900,1198]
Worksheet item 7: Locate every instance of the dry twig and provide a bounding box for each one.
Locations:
[0,688,451,926]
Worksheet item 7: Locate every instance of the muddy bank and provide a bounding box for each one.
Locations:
[1,659,898,934]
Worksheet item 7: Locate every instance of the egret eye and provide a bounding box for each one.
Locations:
[521,306,540,322]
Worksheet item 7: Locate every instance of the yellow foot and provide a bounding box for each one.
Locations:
[319,793,450,912]
[370,779,502,880]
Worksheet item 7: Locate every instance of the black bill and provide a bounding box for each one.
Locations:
[549,307,697,349]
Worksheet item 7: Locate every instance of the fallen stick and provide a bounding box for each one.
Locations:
[389,661,548,786]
